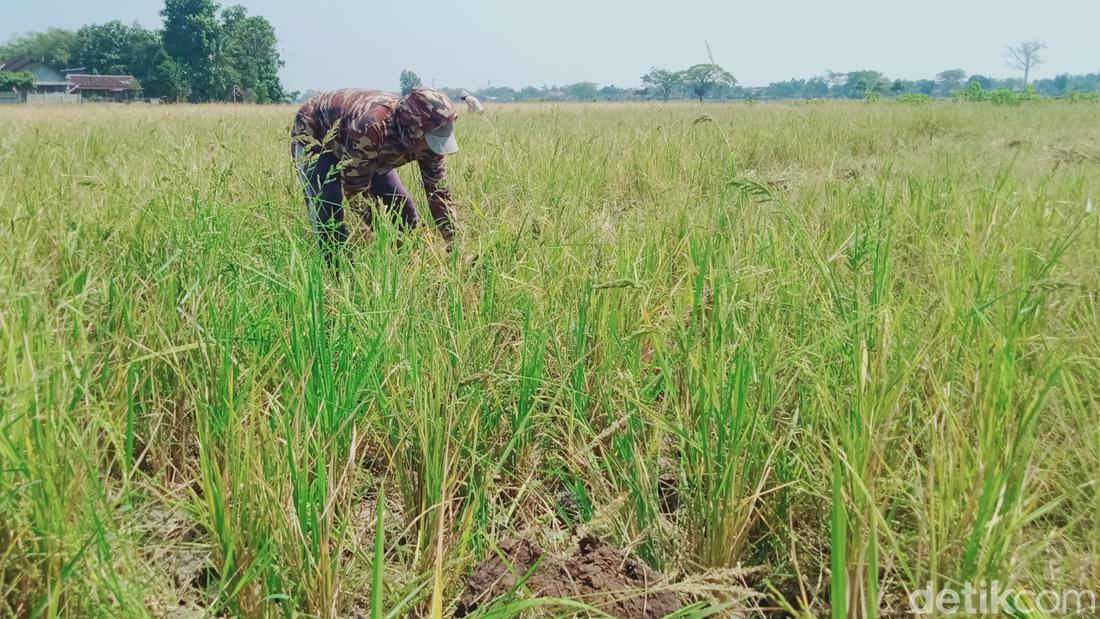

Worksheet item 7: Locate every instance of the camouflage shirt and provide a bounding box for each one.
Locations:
[291,88,456,227]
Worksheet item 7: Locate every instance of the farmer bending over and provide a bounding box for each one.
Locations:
[291,88,459,262]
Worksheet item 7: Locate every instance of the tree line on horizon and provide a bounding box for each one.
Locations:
[0,0,284,103]
[426,69,1099,105]
[311,66,1098,107]
[376,41,1096,105]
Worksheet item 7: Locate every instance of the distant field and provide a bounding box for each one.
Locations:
[1,101,1098,617]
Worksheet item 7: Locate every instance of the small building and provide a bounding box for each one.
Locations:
[0,58,139,103]
[66,74,139,101]
[0,57,70,94]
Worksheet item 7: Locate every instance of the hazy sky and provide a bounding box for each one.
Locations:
[4,0,1098,91]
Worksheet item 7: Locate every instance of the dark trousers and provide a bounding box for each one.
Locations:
[295,148,420,262]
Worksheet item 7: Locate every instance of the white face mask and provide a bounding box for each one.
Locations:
[425,120,459,155]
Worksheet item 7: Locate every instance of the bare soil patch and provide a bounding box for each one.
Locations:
[456,536,680,618]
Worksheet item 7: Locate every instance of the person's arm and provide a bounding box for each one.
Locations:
[418,153,455,243]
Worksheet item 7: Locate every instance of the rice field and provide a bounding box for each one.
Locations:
[1,100,1099,617]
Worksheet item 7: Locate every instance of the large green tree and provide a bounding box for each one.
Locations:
[220,5,285,102]
[563,81,598,101]
[127,28,167,89]
[0,28,77,67]
[641,68,683,100]
[161,0,222,101]
[804,77,830,98]
[935,69,967,96]
[682,63,735,101]
[400,69,422,96]
[598,84,628,101]
[842,70,888,99]
[145,47,189,101]
[72,21,148,75]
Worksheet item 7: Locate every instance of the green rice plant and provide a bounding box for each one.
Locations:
[670,236,781,568]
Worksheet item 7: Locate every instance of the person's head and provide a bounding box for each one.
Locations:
[396,88,459,155]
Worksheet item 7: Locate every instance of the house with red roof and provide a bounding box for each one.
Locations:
[0,58,140,102]
[66,74,140,101]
